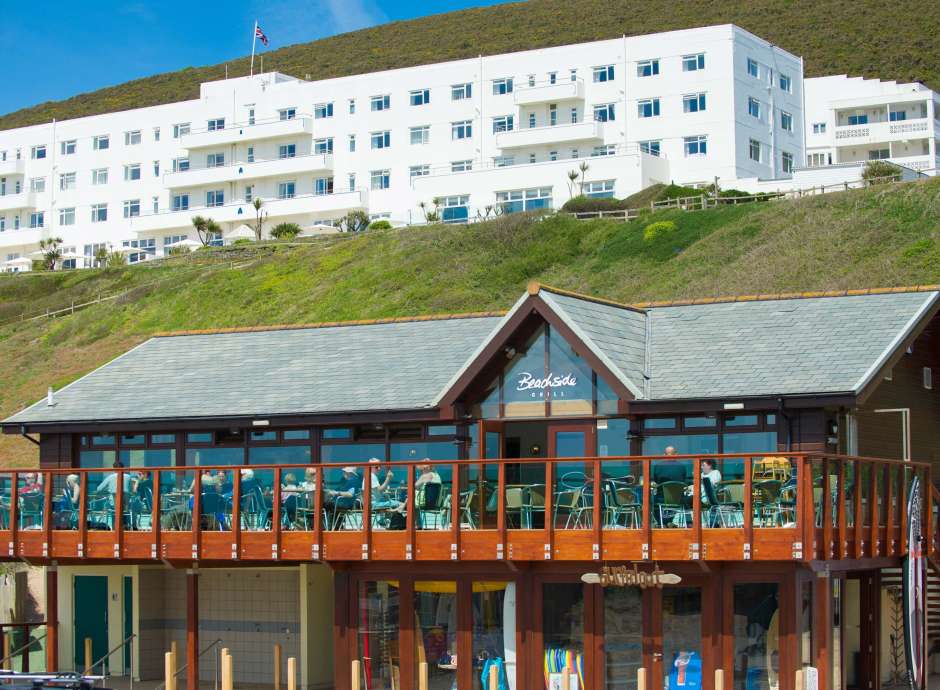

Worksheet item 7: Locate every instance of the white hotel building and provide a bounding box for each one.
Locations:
[1,23,807,268]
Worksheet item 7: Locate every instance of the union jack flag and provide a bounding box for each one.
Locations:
[255,25,269,46]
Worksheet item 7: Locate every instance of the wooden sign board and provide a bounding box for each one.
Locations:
[581,564,681,588]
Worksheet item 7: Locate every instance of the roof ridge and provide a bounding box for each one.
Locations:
[631,285,940,308]
[528,281,647,313]
[153,310,507,337]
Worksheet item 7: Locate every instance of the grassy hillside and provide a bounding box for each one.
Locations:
[2,0,939,130]
[1,178,939,467]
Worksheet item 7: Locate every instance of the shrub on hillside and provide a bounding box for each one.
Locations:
[270,222,303,239]
[642,220,677,242]
[369,220,393,230]
[863,160,901,185]
[561,195,628,213]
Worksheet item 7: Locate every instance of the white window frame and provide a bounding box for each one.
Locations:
[409,89,430,106]
[637,99,660,118]
[636,59,659,77]
[370,169,390,190]
[592,65,615,83]
[492,78,513,95]
[314,103,334,119]
[92,168,108,185]
[371,131,391,150]
[451,83,472,100]
[682,53,705,72]
[682,93,706,113]
[451,120,472,140]
[684,135,707,156]
[410,126,430,145]
[370,94,391,111]
[93,135,110,151]
[124,130,142,146]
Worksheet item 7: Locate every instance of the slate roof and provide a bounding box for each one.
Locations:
[4,287,938,427]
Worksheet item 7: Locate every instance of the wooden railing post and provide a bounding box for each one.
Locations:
[743,457,753,557]
[274,642,282,690]
[352,659,363,690]
[2,633,10,671]
[488,662,499,690]
[642,458,651,558]
[84,636,92,674]
[287,656,297,690]
[222,650,233,690]
[715,669,725,690]
[417,660,428,690]
[637,667,648,690]
[165,651,176,690]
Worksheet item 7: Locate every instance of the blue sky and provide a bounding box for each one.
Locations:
[1,0,505,115]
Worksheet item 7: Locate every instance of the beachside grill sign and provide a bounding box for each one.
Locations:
[516,371,579,398]
[581,564,681,588]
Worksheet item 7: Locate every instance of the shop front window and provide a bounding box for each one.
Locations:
[543,583,584,690]
[732,583,779,690]
[662,587,702,690]
[604,588,642,689]
[359,581,400,690]
[472,582,516,690]
[415,582,458,690]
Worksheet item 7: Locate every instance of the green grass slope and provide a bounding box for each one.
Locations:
[2,0,939,130]
[1,178,940,466]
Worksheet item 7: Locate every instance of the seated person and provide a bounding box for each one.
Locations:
[324,467,362,511]
[366,458,403,511]
[18,473,43,496]
[299,468,317,493]
[63,474,81,509]
[281,473,301,525]
[682,459,722,508]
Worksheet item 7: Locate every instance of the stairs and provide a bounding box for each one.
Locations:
[881,558,940,652]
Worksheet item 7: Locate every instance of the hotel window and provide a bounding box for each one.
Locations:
[0,219,5,232]
[244,185,253,203]
[60,140,76,155]
[549,104,557,126]
[451,160,472,172]
[206,152,224,168]
[30,145,46,160]
[492,115,514,133]
[124,130,142,145]
[348,173,356,191]
[636,59,659,77]
[277,181,296,199]
[163,235,187,249]
[90,203,108,222]
[278,108,296,120]
[592,65,615,82]
[529,153,537,163]
[780,110,793,132]
[314,137,334,154]
[172,123,190,138]
[370,94,390,111]
[683,93,706,113]
[315,177,333,195]
[206,189,224,207]
[92,168,108,185]
[594,103,616,122]
[410,126,430,145]
[683,53,705,71]
[172,193,190,211]
[585,179,615,198]
[527,74,535,87]
[494,155,514,167]
[747,58,759,78]
[348,135,356,152]
[29,177,45,193]
[207,118,225,131]
[782,151,794,174]
[371,131,391,149]
[59,208,75,226]
[409,164,430,179]
[868,148,890,160]
[153,161,160,177]
[749,139,762,162]
[13,217,18,230]
[492,77,513,95]
[441,195,470,223]
[779,73,792,92]
[549,151,558,161]
[28,211,44,228]
[889,110,907,122]
[123,199,141,218]
[152,196,159,213]
[748,97,761,119]
[452,120,472,140]
[123,163,141,181]
[637,99,659,118]
[153,127,160,141]
[548,71,557,84]
[370,169,390,190]
[847,114,868,125]
[451,83,472,100]
[59,172,76,191]
[314,102,333,119]
[807,152,827,167]
[684,135,707,156]
[571,106,579,123]
[812,122,826,134]
[410,89,430,106]
[591,144,616,157]
[278,143,297,159]
[528,112,536,128]
[93,135,109,150]
[348,98,356,114]
[496,186,552,214]
[639,140,661,157]
[172,157,189,172]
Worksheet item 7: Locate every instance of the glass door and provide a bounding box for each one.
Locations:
[548,423,595,530]
[652,586,704,690]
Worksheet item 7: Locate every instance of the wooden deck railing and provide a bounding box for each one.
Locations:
[0,453,929,563]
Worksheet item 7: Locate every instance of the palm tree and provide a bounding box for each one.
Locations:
[567,169,580,197]
[191,216,221,247]
[252,197,267,241]
[39,237,64,271]
[578,161,590,196]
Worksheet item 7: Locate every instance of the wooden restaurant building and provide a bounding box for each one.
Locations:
[2,284,940,690]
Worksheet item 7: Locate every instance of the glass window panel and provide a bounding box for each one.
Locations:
[542,583,584,688]
[358,581,400,690]
[0,474,12,530]
[428,425,457,436]
[723,432,776,454]
[322,466,363,531]
[239,468,269,531]
[597,377,618,416]
[119,449,175,467]
[472,582,516,690]
[548,328,594,416]
[323,428,352,439]
[151,434,176,445]
[16,473,45,529]
[121,434,145,445]
[86,470,135,530]
[752,457,797,527]
[602,459,643,529]
[725,415,759,427]
[321,444,386,463]
[604,587,642,690]
[186,432,212,443]
[662,588,703,690]
[282,467,318,531]
[643,435,718,455]
[844,463,856,528]
[249,446,311,465]
[464,462,499,529]
[390,442,458,462]
[52,474,80,530]
[186,447,245,466]
[91,434,116,447]
[415,582,458,690]
[158,470,194,531]
[249,430,277,442]
[283,430,311,440]
[597,418,629,457]
[644,418,676,430]
[733,583,779,690]
[80,450,116,468]
[684,416,717,428]
[503,327,547,417]
[705,458,744,528]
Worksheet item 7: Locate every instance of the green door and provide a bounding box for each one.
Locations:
[73,576,108,673]
[123,576,132,672]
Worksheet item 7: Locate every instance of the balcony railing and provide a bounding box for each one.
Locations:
[0,453,929,563]
[163,153,334,188]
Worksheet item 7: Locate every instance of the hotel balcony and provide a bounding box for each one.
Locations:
[129,189,368,233]
[164,153,333,188]
[0,226,44,249]
[833,118,939,146]
[0,159,25,176]
[513,79,585,106]
[180,116,314,150]
[495,120,604,150]
[0,192,35,212]
[0,452,930,565]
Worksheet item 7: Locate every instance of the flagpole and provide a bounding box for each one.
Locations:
[250,19,258,77]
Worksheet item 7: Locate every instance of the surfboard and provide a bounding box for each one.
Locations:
[504,582,517,690]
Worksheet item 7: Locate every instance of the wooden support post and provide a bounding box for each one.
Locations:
[638,667,648,690]
[561,669,571,690]
[274,643,282,690]
[488,662,499,690]
[186,570,199,690]
[287,657,297,690]
[168,649,178,690]
[222,652,233,690]
[795,668,804,690]
[715,669,724,690]
[84,637,92,674]
[2,633,10,671]
[46,564,58,672]
[418,660,428,690]
[165,652,176,690]
[352,659,363,690]
[171,640,179,661]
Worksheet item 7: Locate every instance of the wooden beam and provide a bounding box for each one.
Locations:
[46,564,58,672]
[186,569,199,690]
